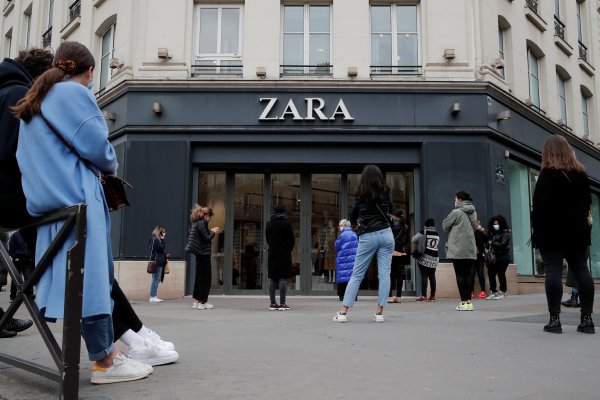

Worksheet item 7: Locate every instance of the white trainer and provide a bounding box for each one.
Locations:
[373,313,385,323]
[203,303,214,309]
[145,329,175,352]
[91,354,152,384]
[192,302,199,309]
[124,338,179,366]
[149,297,163,303]
[332,312,348,323]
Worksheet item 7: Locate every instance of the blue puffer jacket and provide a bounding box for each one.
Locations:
[335,227,358,284]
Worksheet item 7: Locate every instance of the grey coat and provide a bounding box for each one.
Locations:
[442,201,477,260]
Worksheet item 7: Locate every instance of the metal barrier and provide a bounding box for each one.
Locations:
[0,204,86,400]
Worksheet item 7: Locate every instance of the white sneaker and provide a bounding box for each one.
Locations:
[332,312,348,323]
[149,297,163,303]
[495,292,506,300]
[145,329,175,352]
[91,354,152,384]
[485,293,497,300]
[124,338,179,366]
[373,313,385,323]
[197,303,213,310]
[192,302,199,309]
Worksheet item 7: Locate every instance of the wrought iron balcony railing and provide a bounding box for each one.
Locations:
[554,16,565,40]
[280,64,333,76]
[370,65,422,76]
[191,62,243,77]
[579,41,588,62]
[42,27,52,48]
[526,0,539,15]
[68,0,81,24]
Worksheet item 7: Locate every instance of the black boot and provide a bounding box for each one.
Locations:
[577,313,595,334]
[543,314,562,334]
[561,293,580,308]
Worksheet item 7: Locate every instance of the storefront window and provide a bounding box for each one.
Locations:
[590,193,600,278]
[198,172,226,290]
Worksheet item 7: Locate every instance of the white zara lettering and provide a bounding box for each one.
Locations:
[258,97,354,121]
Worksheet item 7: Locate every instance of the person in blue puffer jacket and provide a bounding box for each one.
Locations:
[335,219,359,301]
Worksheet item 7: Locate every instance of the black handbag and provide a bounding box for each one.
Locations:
[40,113,132,211]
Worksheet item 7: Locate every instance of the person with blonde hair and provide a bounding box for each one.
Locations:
[532,135,595,334]
[334,219,358,301]
[148,225,167,303]
[185,205,220,309]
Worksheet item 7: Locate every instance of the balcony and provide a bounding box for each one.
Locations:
[553,17,572,56]
[280,64,333,77]
[524,0,547,32]
[191,59,242,77]
[68,0,81,24]
[526,0,539,14]
[578,41,595,76]
[370,65,422,76]
[61,1,81,39]
[553,17,565,40]
[42,27,52,48]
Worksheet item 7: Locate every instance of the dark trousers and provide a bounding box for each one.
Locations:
[471,254,486,293]
[488,254,510,293]
[111,280,143,341]
[10,258,35,300]
[418,264,436,297]
[452,259,475,302]
[541,246,594,315]
[269,278,287,305]
[337,282,348,300]
[389,256,405,298]
[193,255,212,303]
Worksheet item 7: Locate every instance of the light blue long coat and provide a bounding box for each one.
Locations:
[16,81,117,319]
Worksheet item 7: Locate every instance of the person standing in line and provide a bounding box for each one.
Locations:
[186,205,220,310]
[8,231,35,302]
[443,191,478,311]
[333,165,394,323]
[485,215,511,300]
[266,204,295,311]
[148,226,167,303]
[472,220,488,299]
[413,218,439,302]
[334,219,358,301]
[13,41,151,383]
[532,135,595,334]
[388,210,409,304]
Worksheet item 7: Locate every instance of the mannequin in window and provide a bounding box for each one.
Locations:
[323,219,337,283]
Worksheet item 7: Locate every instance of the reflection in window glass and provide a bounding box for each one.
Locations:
[199,8,218,53]
[221,8,240,54]
[198,172,226,290]
[590,194,600,278]
[508,160,535,275]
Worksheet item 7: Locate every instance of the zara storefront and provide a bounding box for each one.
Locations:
[100,80,600,299]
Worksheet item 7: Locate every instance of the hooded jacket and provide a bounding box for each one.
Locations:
[442,200,477,260]
[0,58,32,218]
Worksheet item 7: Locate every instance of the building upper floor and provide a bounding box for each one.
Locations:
[2,0,600,143]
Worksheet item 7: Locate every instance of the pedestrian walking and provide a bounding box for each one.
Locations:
[532,135,595,334]
[148,226,167,303]
[412,218,439,302]
[485,215,511,300]
[334,219,358,301]
[333,164,394,323]
[266,204,295,311]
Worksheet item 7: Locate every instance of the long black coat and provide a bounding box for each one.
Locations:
[266,214,295,280]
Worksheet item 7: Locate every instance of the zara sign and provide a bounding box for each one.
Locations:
[258,97,354,121]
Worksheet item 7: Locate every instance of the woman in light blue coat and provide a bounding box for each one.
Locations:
[13,42,150,384]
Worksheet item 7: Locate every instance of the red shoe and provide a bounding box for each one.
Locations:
[427,296,436,302]
[477,291,487,299]
[471,292,475,299]
[416,296,427,302]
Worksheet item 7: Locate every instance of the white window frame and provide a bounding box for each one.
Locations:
[557,74,567,125]
[194,5,243,73]
[582,94,590,135]
[370,4,421,75]
[281,4,332,75]
[527,49,541,108]
[577,1,585,43]
[99,24,115,91]
[47,0,54,29]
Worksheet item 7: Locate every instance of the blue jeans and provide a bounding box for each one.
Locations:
[342,228,394,308]
[81,314,114,361]
[150,265,163,298]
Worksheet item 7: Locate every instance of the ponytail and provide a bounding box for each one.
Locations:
[11,67,66,122]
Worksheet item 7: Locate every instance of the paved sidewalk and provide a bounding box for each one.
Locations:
[0,292,599,400]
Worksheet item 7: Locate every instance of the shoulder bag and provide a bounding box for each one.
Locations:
[40,113,132,212]
[147,238,157,274]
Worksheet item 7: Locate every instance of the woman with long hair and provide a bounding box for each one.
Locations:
[148,226,167,303]
[485,215,511,300]
[333,165,394,323]
[443,190,478,311]
[532,135,594,334]
[13,41,151,383]
[185,205,220,310]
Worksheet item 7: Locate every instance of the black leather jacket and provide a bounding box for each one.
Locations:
[185,219,214,255]
[350,197,393,235]
[490,231,511,256]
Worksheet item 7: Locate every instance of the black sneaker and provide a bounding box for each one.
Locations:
[4,318,33,333]
[278,304,290,311]
[269,303,279,311]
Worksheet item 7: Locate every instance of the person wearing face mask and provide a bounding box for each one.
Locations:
[334,219,358,301]
[485,215,511,300]
[148,226,168,303]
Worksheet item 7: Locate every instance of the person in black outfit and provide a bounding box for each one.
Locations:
[532,135,595,334]
[388,210,409,303]
[472,220,487,299]
[486,215,511,300]
[265,204,295,311]
[186,205,220,310]
[8,231,35,302]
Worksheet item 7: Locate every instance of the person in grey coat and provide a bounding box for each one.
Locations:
[443,190,477,311]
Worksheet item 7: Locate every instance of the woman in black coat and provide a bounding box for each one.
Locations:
[148,226,167,302]
[265,204,295,310]
[185,205,220,310]
[532,135,594,334]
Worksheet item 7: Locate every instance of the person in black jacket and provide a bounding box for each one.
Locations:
[265,204,295,310]
[148,226,168,303]
[485,215,511,300]
[388,210,408,303]
[333,165,394,323]
[532,135,595,334]
[185,205,220,310]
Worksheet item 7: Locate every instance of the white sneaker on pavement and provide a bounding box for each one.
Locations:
[332,312,348,323]
[124,338,179,366]
[149,297,163,303]
[145,329,175,352]
[91,354,152,384]
[373,313,385,323]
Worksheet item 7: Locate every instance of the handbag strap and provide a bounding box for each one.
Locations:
[149,237,156,261]
[375,203,391,227]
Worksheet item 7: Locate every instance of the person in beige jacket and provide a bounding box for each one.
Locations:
[443,191,478,311]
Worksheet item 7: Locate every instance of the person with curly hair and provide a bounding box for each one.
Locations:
[485,215,511,300]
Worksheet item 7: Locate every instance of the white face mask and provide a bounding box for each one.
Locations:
[493,224,500,231]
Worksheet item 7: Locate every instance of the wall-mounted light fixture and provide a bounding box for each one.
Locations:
[347,66,358,77]
[153,102,162,115]
[109,58,124,69]
[504,150,510,158]
[494,58,505,70]
[102,110,116,122]
[443,48,455,61]
[497,110,511,121]
[256,67,266,78]
[450,102,460,116]
[157,48,171,60]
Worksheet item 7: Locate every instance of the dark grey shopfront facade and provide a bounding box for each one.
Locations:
[100,81,600,296]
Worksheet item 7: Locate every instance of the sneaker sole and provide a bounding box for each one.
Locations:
[91,371,151,384]
[543,327,563,334]
[130,353,179,366]
[577,326,595,334]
